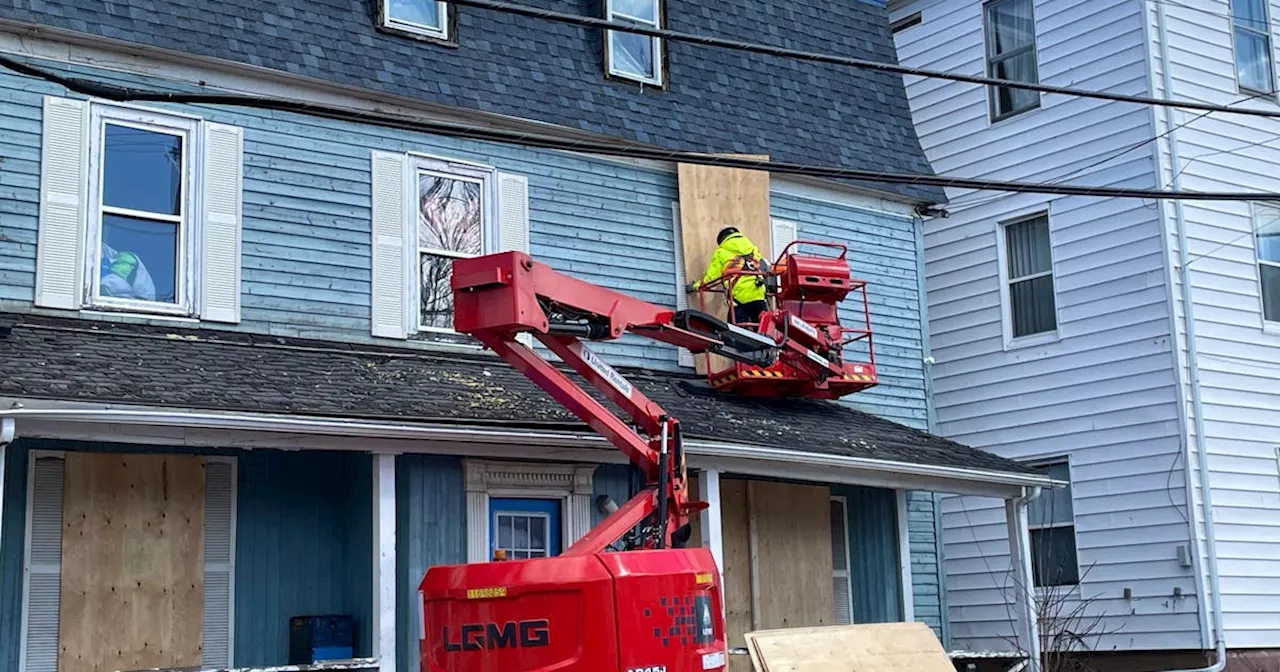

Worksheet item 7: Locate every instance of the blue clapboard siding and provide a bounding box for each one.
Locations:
[592,463,641,526]
[395,455,466,672]
[0,441,29,672]
[234,449,373,666]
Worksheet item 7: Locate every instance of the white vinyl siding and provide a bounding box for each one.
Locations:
[381,0,449,40]
[1230,0,1275,95]
[984,0,1040,120]
[33,97,242,322]
[606,0,663,85]
[830,496,854,625]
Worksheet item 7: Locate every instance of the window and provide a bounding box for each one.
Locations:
[984,0,1039,120]
[381,0,449,40]
[606,0,663,85]
[412,157,495,336]
[1232,0,1275,94]
[1001,213,1057,341]
[1028,459,1079,587]
[830,497,854,625]
[87,107,197,314]
[494,511,553,559]
[1255,204,1280,322]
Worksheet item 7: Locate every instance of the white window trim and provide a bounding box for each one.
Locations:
[380,0,450,41]
[405,153,499,338]
[1230,0,1277,97]
[605,0,664,86]
[995,210,1060,351]
[463,459,596,563]
[492,510,554,558]
[85,104,202,317]
[983,0,1040,123]
[830,495,854,625]
[1023,456,1081,590]
[1252,202,1280,330]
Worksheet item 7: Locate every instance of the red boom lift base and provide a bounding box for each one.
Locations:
[419,245,877,672]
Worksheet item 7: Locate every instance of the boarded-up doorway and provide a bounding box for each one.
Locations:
[58,453,205,672]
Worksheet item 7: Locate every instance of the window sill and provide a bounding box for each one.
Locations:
[376,23,456,47]
[605,70,667,90]
[1264,321,1280,336]
[988,100,1041,127]
[1003,330,1059,351]
[79,309,200,326]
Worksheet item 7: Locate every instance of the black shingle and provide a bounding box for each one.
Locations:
[0,0,943,203]
[0,312,1032,476]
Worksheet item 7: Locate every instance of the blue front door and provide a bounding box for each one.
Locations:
[489,498,562,560]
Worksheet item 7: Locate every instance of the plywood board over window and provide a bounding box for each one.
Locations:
[58,453,205,672]
[676,157,771,375]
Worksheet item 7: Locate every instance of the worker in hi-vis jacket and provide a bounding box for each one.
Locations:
[687,226,769,325]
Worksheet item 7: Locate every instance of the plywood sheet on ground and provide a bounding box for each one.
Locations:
[751,480,833,630]
[677,157,770,375]
[744,622,952,672]
[719,478,754,672]
[59,453,205,672]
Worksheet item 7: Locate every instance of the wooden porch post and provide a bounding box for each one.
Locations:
[372,453,397,672]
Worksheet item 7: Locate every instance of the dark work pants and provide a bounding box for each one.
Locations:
[732,300,768,325]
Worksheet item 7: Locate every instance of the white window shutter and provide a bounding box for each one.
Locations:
[497,173,534,347]
[771,218,799,261]
[202,459,237,668]
[21,455,65,672]
[671,201,694,368]
[370,151,409,339]
[34,96,89,310]
[833,574,853,625]
[201,123,244,324]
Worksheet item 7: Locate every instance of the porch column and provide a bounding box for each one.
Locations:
[372,453,397,672]
[696,468,725,589]
[896,490,915,622]
[1006,491,1042,672]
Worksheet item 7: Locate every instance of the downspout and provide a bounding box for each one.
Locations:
[1009,486,1043,672]
[1153,3,1227,670]
[0,417,14,567]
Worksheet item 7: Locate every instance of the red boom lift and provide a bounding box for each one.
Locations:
[419,242,877,672]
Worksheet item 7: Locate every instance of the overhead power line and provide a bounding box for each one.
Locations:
[2,55,1279,201]
[444,0,1280,120]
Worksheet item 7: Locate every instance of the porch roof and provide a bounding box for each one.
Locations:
[0,312,1046,490]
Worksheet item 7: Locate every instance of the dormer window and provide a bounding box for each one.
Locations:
[605,0,664,86]
[381,0,450,41]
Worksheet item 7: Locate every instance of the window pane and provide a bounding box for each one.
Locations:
[1010,275,1056,337]
[1233,0,1269,32]
[993,54,1040,116]
[987,0,1035,56]
[1030,527,1080,587]
[418,173,483,255]
[99,214,177,304]
[514,516,529,549]
[1257,209,1280,262]
[611,30,657,79]
[389,0,441,28]
[103,123,183,216]
[1029,462,1074,526]
[612,0,656,23]
[420,254,456,330]
[497,515,513,549]
[1006,216,1052,279]
[530,515,547,551]
[829,500,848,572]
[1235,28,1274,92]
[1262,263,1280,322]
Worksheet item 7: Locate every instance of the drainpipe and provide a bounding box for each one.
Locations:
[0,417,14,565]
[1153,2,1227,670]
[1007,485,1043,672]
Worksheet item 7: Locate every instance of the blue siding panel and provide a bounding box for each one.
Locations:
[0,442,29,672]
[234,450,374,666]
[907,491,944,638]
[394,455,465,672]
[592,464,640,526]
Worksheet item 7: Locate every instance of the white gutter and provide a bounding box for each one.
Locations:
[0,407,1059,491]
[1153,2,1226,670]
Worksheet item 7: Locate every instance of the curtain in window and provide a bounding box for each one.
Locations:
[988,0,1037,114]
[1006,216,1056,337]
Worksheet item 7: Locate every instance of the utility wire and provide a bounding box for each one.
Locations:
[5,55,1279,202]
[443,0,1280,120]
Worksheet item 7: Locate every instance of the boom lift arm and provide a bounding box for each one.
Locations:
[451,250,776,553]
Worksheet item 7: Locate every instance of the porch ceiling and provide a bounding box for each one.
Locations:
[0,312,1045,488]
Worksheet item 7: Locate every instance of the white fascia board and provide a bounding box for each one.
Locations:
[0,402,1059,497]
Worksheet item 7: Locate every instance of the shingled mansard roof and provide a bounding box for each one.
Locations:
[0,313,1036,478]
[1,0,945,203]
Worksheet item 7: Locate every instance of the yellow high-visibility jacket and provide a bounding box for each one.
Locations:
[694,232,767,305]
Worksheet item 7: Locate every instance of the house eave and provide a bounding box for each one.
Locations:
[0,400,1057,498]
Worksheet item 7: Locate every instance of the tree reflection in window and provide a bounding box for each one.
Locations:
[417,172,483,331]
